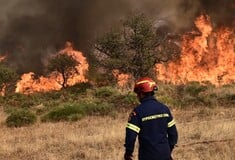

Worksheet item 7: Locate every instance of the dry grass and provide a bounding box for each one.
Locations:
[0,106,234,160]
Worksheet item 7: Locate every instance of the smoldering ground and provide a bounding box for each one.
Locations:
[0,0,234,74]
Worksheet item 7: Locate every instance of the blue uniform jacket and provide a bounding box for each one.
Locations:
[124,96,178,160]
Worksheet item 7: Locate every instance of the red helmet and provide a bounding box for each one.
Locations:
[134,77,158,94]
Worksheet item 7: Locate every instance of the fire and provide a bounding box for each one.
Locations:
[0,55,7,62]
[0,85,6,96]
[112,69,130,87]
[15,72,61,94]
[157,14,235,86]
[59,41,89,85]
[16,42,89,94]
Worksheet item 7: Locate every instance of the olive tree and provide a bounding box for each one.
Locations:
[94,13,180,80]
[47,54,79,88]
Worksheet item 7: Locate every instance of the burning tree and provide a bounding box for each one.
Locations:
[47,54,79,88]
[94,13,180,80]
[16,42,88,94]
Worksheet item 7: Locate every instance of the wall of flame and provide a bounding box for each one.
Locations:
[2,14,235,95]
[156,15,235,86]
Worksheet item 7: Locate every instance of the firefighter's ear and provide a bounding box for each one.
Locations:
[154,86,158,91]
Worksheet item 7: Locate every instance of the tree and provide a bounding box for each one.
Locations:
[95,13,180,80]
[0,64,18,95]
[47,54,79,88]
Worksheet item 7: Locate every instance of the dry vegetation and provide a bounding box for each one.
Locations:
[0,105,234,160]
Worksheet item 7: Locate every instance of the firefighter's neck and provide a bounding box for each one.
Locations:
[137,92,154,102]
[137,92,147,102]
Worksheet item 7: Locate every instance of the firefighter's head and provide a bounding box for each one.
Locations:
[134,77,158,100]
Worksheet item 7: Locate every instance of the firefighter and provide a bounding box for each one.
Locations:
[124,77,178,160]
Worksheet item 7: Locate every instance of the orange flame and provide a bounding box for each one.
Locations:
[157,14,235,86]
[59,41,89,85]
[0,55,7,62]
[112,69,130,87]
[16,42,89,94]
[0,85,6,96]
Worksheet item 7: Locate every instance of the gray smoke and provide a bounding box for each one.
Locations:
[0,0,234,74]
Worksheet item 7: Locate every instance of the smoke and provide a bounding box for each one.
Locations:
[0,0,234,74]
[198,0,235,27]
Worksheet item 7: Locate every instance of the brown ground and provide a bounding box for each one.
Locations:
[0,106,234,160]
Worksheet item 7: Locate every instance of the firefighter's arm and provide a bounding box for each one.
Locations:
[124,110,140,158]
[167,111,178,151]
[167,125,178,151]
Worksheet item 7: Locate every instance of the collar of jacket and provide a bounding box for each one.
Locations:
[140,96,156,103]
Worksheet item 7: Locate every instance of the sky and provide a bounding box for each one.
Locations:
[0,0,234,74]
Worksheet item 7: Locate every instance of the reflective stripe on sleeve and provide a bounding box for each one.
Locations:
[142,113,169,122]
[126,123,140,133]
[168,119,176,127]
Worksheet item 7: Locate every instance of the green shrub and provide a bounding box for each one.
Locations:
[111,93,138,108]
[218,94,235,106]
[199,95,217,107]
[157,95,178,106]
[41,102,113,122]
[41,104,81,122]
[6,109,37,127]
[172,82,211,107]
[95,86,117,98]
[184,81,207,97]
[122,93,138,104]
[0,93,28,108]
[20,100,35,108]
[84,102,113,115]
[66,82,93,94]
[0,93,43,109]
[38,91,62,100]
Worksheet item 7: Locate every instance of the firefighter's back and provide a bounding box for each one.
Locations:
[136,97,172,160]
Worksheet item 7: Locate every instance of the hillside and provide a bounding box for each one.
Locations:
[0,83,234,159]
